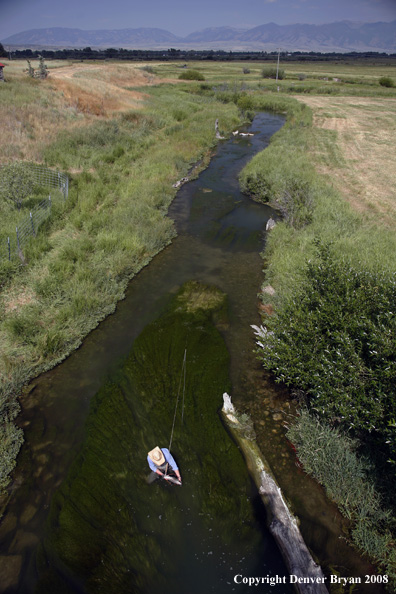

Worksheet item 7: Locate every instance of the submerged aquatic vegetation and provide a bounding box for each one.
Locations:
[37,283,259,593]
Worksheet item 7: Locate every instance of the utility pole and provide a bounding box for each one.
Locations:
[275,47,281,82]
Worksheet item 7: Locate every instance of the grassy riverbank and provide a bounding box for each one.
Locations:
[237,85,396,583]
[0,62,241,496]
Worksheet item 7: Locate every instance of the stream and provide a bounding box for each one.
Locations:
[0,112,381,594]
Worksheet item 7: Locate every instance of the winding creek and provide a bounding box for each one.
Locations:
[0,113,382,593]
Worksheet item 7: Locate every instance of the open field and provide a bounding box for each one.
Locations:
[153,58,396,90]
[296,96,396,224]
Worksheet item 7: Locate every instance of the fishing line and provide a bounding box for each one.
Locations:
[168,348,187,453]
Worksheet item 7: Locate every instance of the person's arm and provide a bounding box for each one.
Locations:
[163,449,182,482]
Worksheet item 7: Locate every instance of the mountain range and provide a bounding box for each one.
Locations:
[2,20,396,53]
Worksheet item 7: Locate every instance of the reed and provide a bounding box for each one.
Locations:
[288,410,396,586]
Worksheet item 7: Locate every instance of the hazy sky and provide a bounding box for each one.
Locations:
[1,0,396,40]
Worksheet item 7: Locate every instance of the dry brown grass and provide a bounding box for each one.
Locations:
[49,62,151,114]
[295,96,396,223]
[0,61,168,164]
[0,84,78,162]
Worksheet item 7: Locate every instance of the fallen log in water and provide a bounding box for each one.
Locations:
[221,393,328,594]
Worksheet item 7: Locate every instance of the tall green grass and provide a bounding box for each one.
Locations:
[288,410,396,587]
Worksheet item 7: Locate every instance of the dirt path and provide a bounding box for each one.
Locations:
[48,62,156,113]
[49,63,101,80]
[295,96,396,223]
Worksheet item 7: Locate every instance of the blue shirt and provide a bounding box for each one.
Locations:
[147,448,178,473]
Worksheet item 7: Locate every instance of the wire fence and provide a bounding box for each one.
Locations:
[0,165,69,264]
[27,164,69,199]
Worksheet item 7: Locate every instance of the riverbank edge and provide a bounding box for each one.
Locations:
[238,93,396,586]
[0,92,244,507]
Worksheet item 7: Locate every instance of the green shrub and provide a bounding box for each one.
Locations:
[237,94,254,115]
[379,76,394,88]
[275,175,315,229]
[140,65,155,74]
[178,69,205,81]
[261,67,285,80]
[255,241,396,468]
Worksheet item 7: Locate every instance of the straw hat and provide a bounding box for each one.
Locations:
[148,446,165,466]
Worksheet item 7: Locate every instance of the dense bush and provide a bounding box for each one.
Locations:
[240,157,316,229]
[178,69,205,81]
[255,242,396,468]
[379,76,394,88]
[261,66,285,80]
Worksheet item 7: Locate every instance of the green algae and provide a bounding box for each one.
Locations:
[36,282,258,593]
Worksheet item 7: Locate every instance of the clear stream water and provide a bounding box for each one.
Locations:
[0,113,382,594]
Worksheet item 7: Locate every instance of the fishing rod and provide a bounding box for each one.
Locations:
[163,348,187,486]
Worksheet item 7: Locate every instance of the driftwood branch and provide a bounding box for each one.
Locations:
[221,393,328,594]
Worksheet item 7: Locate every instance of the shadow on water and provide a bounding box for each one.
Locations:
[0,113,383,593]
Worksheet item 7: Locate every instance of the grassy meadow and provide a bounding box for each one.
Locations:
[1,55,396,584]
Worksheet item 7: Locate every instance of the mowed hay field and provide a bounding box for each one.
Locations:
[297,96,396,224]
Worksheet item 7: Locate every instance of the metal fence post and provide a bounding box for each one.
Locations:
[8,237,11,261]
[30,212,36,236]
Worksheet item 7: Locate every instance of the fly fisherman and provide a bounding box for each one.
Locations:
[147,446,182,485]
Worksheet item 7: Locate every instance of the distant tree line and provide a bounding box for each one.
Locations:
[5,46,396,62]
